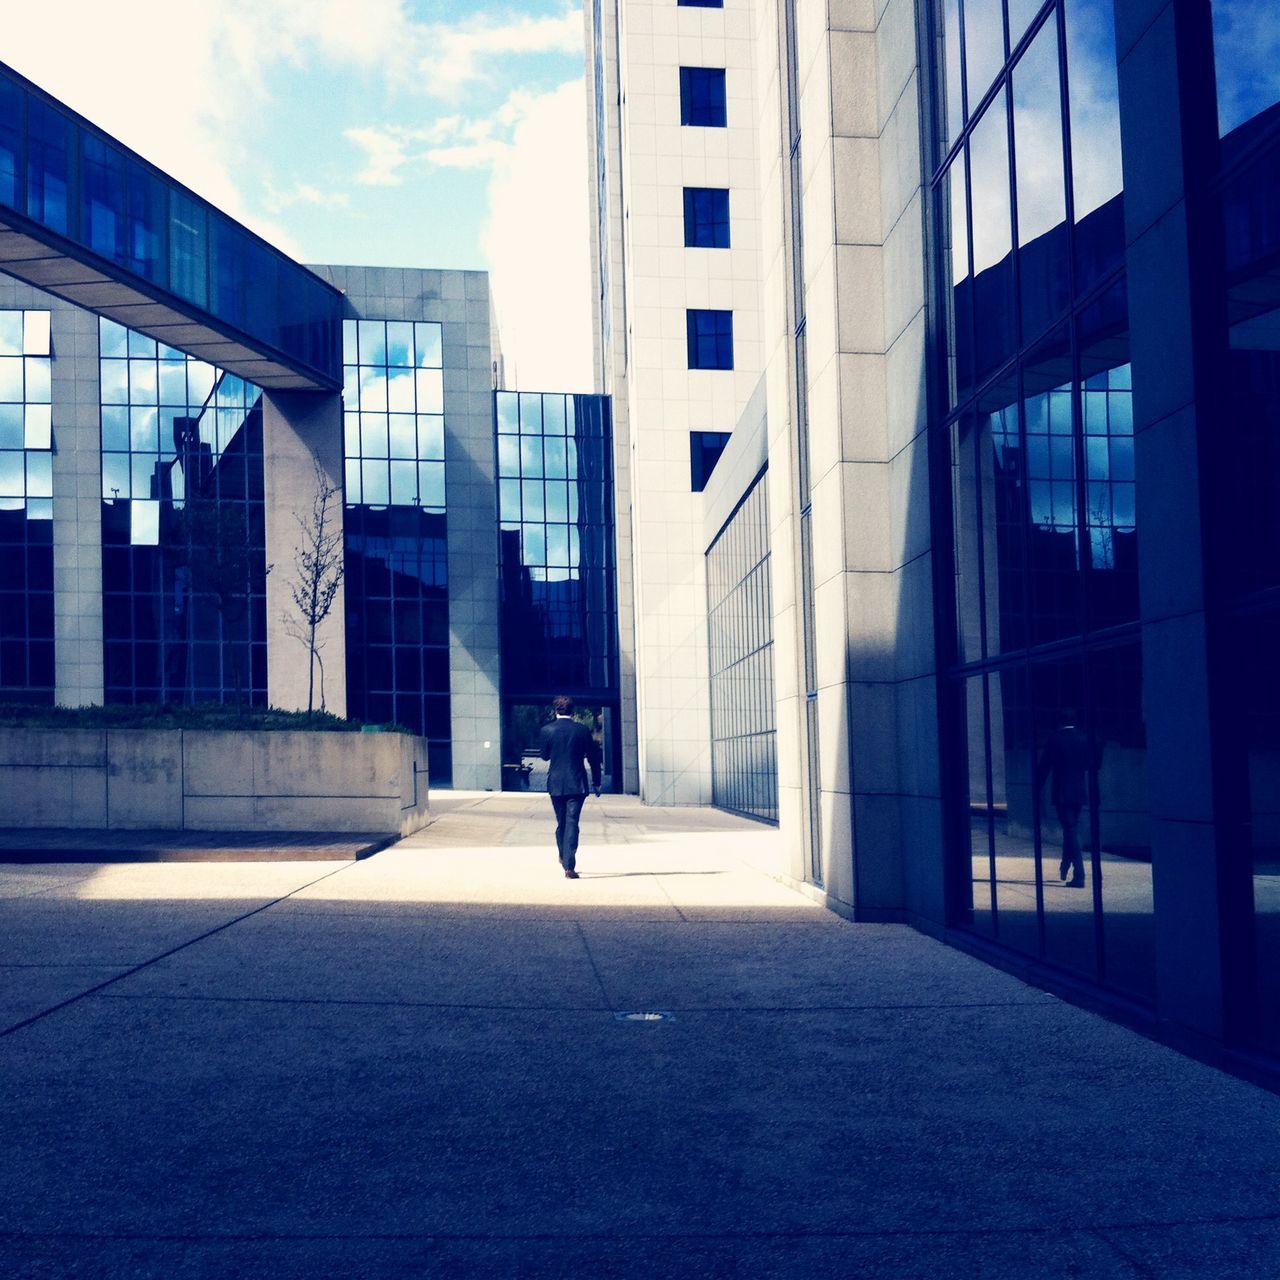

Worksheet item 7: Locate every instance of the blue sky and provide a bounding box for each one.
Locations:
[4,0,593,387]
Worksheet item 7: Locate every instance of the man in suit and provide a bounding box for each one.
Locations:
[1036,712,1093,889]
[538,696,603,879]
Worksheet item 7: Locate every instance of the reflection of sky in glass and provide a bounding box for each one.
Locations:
[496,389,582,580]
[964,0,1006,111]
[1065,0,1124,219]
[969,93,1012,273]
[0,310,51,516]
[945,0,963,144]
[1013,20,1066,245]
[1213,0,1280,136]
[343,319,445,511]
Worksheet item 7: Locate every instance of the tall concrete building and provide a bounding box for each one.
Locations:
[587,0,1280,1082]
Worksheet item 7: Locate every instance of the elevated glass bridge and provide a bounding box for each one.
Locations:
[0,61,341,391]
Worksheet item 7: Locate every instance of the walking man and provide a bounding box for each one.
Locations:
[539,696,602,879]
[1036,712,1092,889]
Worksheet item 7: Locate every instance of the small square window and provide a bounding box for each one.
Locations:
[679,67,727,127]
[686,309,734,370]
[690,431,731,492]
[683,187,730,248]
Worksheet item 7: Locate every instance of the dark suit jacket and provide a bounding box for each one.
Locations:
[1036,725,1092,810]
[539,717,602,796]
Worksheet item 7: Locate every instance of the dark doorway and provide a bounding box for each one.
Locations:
[501,701,619,793]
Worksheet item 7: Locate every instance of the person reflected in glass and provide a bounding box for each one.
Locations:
[539,695,602,880]
[1037,712,1091,889]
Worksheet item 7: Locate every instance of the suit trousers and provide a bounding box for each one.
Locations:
[550,793,587,871]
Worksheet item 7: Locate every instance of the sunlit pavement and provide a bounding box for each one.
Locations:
[2,793,1279,1278]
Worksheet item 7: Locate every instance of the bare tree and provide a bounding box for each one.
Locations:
[284,459,345,716]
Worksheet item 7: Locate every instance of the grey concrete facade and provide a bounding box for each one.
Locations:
[311,266,503,793]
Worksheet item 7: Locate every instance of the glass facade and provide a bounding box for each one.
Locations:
[0,65,340,384]
[341,318,451,784]
[707,473,777,823]
[935,0,1154,998]
[496,391,617,700]
[1210,1,1280,1055]
[99,318,266,705]
[0,309,53,703]
[679,68,727,127]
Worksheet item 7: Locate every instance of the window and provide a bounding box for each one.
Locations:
[683,187,730,248]
[707,474,777,823]
[690,431,730,491]
[679,67,727,127]
[0,310,54,704]
[687,309,734,369]
[98,317,266,707]
[342,318,452,783]
[679,0,723,7]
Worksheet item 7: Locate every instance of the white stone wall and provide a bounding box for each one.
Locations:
[590,0,767,805]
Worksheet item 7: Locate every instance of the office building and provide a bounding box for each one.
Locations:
[587,0,1280,1076]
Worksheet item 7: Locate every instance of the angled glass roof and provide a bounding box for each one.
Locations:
[0,61,342,391]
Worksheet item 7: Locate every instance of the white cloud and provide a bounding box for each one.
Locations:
[265,183,352,214]
[345,128,411,187]
[419,8,583,99]
[482,79,593,391]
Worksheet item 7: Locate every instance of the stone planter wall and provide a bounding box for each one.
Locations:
[0,728,430,835]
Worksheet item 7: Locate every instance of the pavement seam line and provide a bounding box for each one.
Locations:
[573,920,614,1009]
[3,1212,1280,1244]
[652,873,690,922]
[0,859,361,1040]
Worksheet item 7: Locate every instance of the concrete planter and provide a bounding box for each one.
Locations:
[0,727,429,836]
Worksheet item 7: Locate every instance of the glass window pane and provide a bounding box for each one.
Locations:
[0,405,21,449]
[944,0,964,145]
[944,156,972,407]
[24,404,51,449]
[358,320,387,367]
[386,321,414,367]
[415,368,443,414]
[968,94,1015,379]
[1212,0,1280,137]
[1065,0,1125,290]
[386,368,415,413]
[419,461,445,510]
[963,0,1006,111]
[22,311,50,357]
[0,357,21,402]
[991,664,1041,958]
[388,413,416,459]
[416,414,444,461]
[1013,20,1069,340]
[414,322,443,369]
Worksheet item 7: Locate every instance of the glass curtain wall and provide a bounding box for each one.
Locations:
[936,0,1155,1000]
[341,319,452,784]
[707,473,777,822]
[1210,0,1280,1054]
[99,318,266,705]
[495,391,617,697]
[0,309,52,703]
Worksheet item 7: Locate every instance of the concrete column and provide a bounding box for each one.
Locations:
[1115,0,1237,1043]
[50,297,105,707]
[262,390,347,718]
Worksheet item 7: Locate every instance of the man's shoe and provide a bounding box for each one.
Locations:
[1067,877,1086,889]
[564,869,579,879]
[1059,859,1069,883]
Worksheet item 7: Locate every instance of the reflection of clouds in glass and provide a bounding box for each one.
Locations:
[969,94,1012,274]
[1013,23,1065,245]
[1065,0,1123,219]
[1213,0,1280,136]
[964,0,1006,110]
[944,0,963,143]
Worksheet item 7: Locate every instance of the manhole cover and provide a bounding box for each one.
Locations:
[614,1011,674,1023]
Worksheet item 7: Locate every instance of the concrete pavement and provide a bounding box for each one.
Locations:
[2,792,1279,1277]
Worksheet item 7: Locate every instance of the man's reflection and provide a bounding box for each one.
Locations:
[1037,712,1091,889]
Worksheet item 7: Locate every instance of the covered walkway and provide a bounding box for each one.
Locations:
[1,793,1278,1276]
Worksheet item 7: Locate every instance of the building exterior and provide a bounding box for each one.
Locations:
[587,0,1280,1079]
[0,62,618,797]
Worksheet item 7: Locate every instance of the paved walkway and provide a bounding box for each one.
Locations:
[2,793,1279,1277]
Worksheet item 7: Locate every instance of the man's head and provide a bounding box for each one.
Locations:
[553,695,574,717]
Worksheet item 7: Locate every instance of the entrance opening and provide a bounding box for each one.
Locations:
[501,702,618,793]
